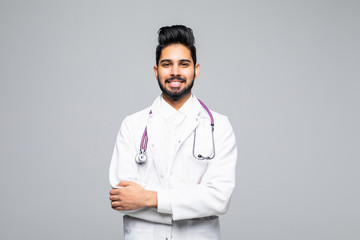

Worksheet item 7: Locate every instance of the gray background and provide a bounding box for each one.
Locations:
[1,0,359,239]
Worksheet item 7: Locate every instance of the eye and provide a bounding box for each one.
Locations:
[180,62,190,67]
[162,62,171,67]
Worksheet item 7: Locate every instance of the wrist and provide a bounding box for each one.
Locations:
[144,190,157,208]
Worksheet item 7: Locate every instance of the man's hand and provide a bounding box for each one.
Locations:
[109,181,157,211]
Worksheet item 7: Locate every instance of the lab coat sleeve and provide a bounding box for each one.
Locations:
[109,116,173,225]
[169,116,237,221]
[157,189,172,214]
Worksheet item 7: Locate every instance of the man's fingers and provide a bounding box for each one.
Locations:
[111,200,128,211]
[117,181,133,187]
[109,188,120,195]
[109,195,120,201]
[111,200,121,208]
[113,206,125,211]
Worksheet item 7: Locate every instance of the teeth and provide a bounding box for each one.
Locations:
[169,81,182,87]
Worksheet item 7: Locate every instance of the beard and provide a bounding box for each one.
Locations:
[157,74,195,101]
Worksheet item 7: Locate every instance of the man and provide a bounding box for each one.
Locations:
[109,25,237,240]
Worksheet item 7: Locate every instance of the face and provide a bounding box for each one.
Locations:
[154,44,200,101]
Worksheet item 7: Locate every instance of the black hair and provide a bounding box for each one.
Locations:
[155,25,197,66]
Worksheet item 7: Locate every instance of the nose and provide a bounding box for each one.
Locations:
[170,64,180,76]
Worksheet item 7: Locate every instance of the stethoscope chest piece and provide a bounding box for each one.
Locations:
[135,152,147,164]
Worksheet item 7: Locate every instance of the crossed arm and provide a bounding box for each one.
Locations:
[109,115,237,222]
[109,181,157,211]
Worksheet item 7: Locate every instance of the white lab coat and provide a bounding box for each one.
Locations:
[109,95,237,240]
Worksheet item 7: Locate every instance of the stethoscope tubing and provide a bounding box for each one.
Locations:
[192,124,215,160]
[136,99,215,164]
[139,110,152,153]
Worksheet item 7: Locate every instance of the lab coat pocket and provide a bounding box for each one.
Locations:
[123,215,155,240]
[183,141,211,184]
[186,217,220,240]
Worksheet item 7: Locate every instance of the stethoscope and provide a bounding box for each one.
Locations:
[135,98,215,164]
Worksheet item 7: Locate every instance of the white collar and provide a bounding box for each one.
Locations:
[150,94,202,119]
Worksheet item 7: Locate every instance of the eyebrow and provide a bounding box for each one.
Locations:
[160,59,192,63]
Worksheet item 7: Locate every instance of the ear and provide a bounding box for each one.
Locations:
[153,65,158,79]
[194,63,200,79]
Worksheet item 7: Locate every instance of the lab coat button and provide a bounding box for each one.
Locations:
[178,140,181,144]
[151,144,155,147]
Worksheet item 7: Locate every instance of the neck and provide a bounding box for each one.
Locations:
[162,92,192,110]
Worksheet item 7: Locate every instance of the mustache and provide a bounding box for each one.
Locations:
[165,76,186,82]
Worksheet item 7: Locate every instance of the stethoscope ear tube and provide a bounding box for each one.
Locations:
[192,125,215,160]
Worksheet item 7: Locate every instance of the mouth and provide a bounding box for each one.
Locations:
[165,76,186,88]
[166,80,185,88]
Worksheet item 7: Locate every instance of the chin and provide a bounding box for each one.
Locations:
[167,87,184,92]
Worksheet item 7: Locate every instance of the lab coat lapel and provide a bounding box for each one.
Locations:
[146,98,167,184]
[171,98,202,163]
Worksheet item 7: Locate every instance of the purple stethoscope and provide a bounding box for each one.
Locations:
[135,99,215,164]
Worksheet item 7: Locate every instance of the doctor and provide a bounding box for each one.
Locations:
[109,25,237,240]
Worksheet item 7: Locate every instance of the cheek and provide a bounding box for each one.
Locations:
[185,70,196,79]
[158,70,170,79]
[158,74,167,82]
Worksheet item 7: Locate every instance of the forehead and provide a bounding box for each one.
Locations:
[160,44,192,62]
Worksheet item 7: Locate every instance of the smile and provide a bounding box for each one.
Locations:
[167,80,185,88]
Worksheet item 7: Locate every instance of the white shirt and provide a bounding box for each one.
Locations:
[159,95,196,172]
[157,94,200,214]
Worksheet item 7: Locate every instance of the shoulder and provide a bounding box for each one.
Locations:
[122,106,151,129]
[126,106,151,121]
[207,109,236,142]
[207,109,232,127]
[115,106,151,140]
[121,95,162,127]
[211,110,227,121]
[195,95,230,125]
[208,110,236,147]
